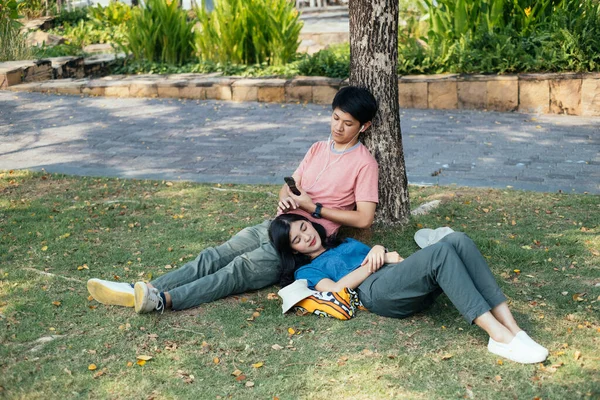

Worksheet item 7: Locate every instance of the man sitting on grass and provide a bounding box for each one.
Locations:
[88,86,380,314]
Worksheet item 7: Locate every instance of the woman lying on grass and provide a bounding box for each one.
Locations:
[269,214,549,364]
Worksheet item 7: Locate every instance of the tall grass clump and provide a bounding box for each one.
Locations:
[0,0,32,61]
[194,0,303,66]
[121,0,195,65]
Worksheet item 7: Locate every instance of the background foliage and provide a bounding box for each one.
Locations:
[194,0,303,66]
[0,0,32,61]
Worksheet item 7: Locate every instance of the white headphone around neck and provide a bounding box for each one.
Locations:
[360,125,365,132]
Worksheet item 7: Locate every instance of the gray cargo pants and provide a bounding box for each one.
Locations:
[150,220,280,310]
[357,232,506,324]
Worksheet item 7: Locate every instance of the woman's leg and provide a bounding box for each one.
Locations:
[358,242,494,325]
[439,233,527,336]
[438,232,506,309]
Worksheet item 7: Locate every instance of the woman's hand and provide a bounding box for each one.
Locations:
[384,251,404,264]
[277,196,299,213]
[361,245,386,273]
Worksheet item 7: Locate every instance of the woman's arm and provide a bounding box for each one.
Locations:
[314,265,372,292]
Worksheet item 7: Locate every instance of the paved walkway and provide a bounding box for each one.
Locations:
[1,91,598,194]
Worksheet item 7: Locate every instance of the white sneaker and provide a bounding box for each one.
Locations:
[87,278,134,307]
[488,336,547,364]
[516,331,549,358]
[134,282,164,314]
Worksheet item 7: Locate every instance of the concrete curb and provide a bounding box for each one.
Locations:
[2,57,599,115]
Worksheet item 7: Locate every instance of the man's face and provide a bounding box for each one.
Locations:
[330,107,363,148]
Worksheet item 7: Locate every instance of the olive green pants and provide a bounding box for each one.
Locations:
[150,220,280,310]
[357,232,506,323]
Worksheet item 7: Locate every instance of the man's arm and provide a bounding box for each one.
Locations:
[282,183,375,229]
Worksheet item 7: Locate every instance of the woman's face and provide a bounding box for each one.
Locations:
[288,220,325,258]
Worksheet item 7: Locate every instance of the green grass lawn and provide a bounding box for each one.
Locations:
[1,170,598,399]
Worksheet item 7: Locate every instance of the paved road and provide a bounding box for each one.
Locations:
[1,91,599,194]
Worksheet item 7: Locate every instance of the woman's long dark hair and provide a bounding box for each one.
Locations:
[269,214,342,287]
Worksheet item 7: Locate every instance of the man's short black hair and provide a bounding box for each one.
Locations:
[331,86,378,125]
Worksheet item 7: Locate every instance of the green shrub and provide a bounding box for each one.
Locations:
[120,0,194,65]
[297,44,350,78]
[194,0,302,66]
[53,6,89,26]
[0,0,32,61]
[33,42,86,58]
[50,2,129,48]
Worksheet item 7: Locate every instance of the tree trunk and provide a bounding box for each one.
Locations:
[348,0,410,225]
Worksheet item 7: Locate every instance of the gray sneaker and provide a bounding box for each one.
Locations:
[134,282,164,314]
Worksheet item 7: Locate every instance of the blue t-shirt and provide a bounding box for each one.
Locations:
[295,238,371,289]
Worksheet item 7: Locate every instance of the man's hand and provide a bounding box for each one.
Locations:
[361,245,386,273]
[277,196,299,213]
[384,251,403,264]
[285,185,315,213]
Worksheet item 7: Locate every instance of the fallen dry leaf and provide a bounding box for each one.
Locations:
[136,360,146,366]
[93,369,105,379]
[126,361,133,367]
[441,354,453,360]
[495,375,502,382]
[271,344,283,351]
[41,246,48,251]
[136,355,153,361]
[497,359,503,365]
[287,328,295,335]
[52,301,61,307]
[236,374,247,382]
[245,381,254,388]
[574,351,582,360]
[267,293,278,300]
[573,293,586,302]
[213,357,220,364]
[88,364,97,371]
[231,369,243,377]
[252,362,264,369]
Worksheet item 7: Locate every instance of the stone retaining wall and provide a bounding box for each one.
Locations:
[2,57,599,116]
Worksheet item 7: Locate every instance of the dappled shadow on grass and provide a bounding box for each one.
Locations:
[0,172,598,399]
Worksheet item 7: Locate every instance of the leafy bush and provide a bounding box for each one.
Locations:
[120,0,194,65]
[194,0,303,66]
[0,0,32,61]
[53,6,89,26]
[297,44,349,78]
[111,58,303,78]
[33,42,87,58]
[49,1,129,47]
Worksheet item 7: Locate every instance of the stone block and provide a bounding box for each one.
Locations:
[129,82,158,98]
[157,86,182,98]
[285,85,312,103]
[398,81,427,109]
[217,84,232,101]
[313,85,338,105]
[428,80,458,110]
[582,78,600,116]
[518,79,549,114]
[258,86,285,103]
[104,84,130,98]
[0,68,22,89]
[180,85,206,99]
[82,80,106,96]
[457,80,486,110]
[232,80,259,102]
[288,76,342,87]
[487,78,518,112]
[7,82,42,92]
[22,60,53,83]
[550,78,582,115]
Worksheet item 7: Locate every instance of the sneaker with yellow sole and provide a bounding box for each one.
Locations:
[87,278,135,307]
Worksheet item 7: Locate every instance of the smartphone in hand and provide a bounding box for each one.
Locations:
[284,176,301,196]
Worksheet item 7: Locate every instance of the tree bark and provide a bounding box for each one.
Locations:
[348,0,410,225]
